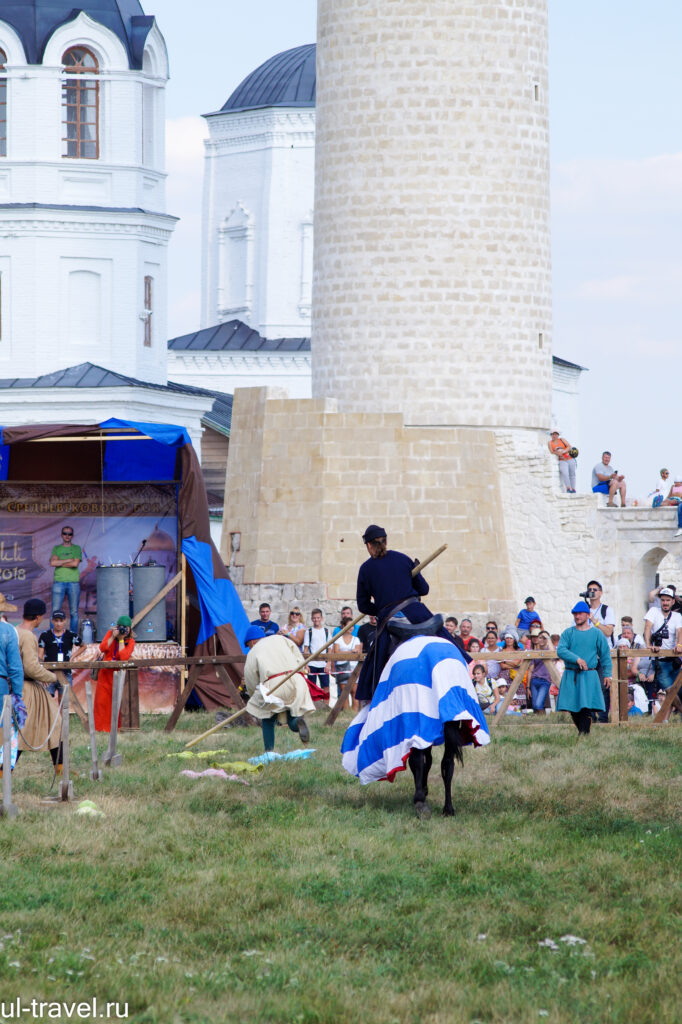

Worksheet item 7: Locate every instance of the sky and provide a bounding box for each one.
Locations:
[159,0,681,500]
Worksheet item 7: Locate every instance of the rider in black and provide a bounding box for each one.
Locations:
[355,525,465,702]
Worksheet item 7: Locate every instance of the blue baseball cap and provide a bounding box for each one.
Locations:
[571,601,590,614]
[244,625,266,644]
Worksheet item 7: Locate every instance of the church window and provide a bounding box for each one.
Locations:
[143,275,153,346]
[62,47,99,159]
[0,50,7,157]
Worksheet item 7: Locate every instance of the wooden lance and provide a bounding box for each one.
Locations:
[184,542,448,749]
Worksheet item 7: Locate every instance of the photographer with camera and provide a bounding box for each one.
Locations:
[643,588,682,703]
[581,580,615,720]
[93,615,135,732]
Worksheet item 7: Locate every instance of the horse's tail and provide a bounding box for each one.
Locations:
[444,720,465,767]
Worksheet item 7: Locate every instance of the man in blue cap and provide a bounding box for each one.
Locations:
[556,601,613,735]
[242,625,315,752]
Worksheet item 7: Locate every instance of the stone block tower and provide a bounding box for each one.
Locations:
[224,1,674,632]
[312,0,551,428]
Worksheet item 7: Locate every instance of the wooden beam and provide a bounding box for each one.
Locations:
[43,654,246,671]
[130,570,182,629]
[325,662,362,727]
[653,664,682,724]
[164,664,202,733]
[489,659,531,727]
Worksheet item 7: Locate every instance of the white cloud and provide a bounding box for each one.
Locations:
[552,152,682,216]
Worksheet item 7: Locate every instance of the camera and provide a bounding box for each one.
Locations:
[651,624,669,646]
[579,589,597,601]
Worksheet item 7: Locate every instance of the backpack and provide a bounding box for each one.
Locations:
[305,626,330,659]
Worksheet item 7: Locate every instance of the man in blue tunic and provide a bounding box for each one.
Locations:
[355,524,462,702]
[557,601,613,735]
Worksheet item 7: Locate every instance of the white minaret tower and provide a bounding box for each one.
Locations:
[0,0,174,383]
[312,0,552,430]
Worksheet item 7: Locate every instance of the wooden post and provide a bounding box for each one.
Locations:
[618,649,629,723]
[59,685,74,802]
[489,659,531,727]
[179,553,187,698]
[103,670,124,767]
[1,695,18,818]
[653,661,682,724]
[55,670,88,728]
[610,651,622,724]
[325,661,363,727]
[84,680,102,782]
[164,664,202,732]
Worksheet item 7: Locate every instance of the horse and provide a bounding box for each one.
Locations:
[341,616,489,818]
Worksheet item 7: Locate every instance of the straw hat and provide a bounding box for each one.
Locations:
[0,593,18,613]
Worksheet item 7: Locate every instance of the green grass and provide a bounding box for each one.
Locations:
[1,712,680,1024]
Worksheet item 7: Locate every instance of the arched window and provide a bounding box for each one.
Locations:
[0,50,7,157]
[62,47,99,159]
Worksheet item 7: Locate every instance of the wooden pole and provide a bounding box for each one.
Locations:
[489,659,531,726]
[54,669,88,728]
[84,680,102,782]
[103,671,124,767]
[653,662,682,724]
[610,651,622,724]
[184,541,450,748]
[1,695,18,818]
[179,553,187,698]
[59,686,74,802]
[325,661,363,727]
[164,664,202,733]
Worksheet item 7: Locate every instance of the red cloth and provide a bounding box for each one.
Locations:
[306,676,329,703]
[93,630,135,732]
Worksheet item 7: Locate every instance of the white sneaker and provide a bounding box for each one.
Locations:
[675,529,682,537]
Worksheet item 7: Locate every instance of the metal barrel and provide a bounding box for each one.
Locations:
[132,564,167,642]
[95,566,130,640]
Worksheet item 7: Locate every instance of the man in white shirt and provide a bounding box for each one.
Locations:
[643,587,682,696]
[303,608,332,692]
[586,581,616,647]
[585,579,616,721]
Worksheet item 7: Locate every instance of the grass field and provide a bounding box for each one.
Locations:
[0,710,680,1024]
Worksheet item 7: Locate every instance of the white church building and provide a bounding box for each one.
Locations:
[0,0,215,453]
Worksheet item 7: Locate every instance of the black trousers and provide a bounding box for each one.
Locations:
[570,709,592,734]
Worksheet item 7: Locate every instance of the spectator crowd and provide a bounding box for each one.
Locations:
[548,432,682,536]
[250,581,682,722]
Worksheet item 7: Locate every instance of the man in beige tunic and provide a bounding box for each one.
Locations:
[243,626,314,752]
[16,598,62,769]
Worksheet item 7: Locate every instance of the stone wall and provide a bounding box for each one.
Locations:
[222,386,516,627]
[312,0,552,428]
[223,389,682,637]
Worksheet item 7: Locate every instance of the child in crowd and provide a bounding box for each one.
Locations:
[472,664,500,713]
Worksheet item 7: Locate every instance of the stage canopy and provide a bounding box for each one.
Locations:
[0,418,249,706]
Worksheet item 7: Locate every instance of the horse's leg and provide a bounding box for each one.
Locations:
[423,747,432,799]
[409,747,431,819]
[441,721,464,817]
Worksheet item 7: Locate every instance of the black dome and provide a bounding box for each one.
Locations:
[0,0,154,68]
[221,44,316,113]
